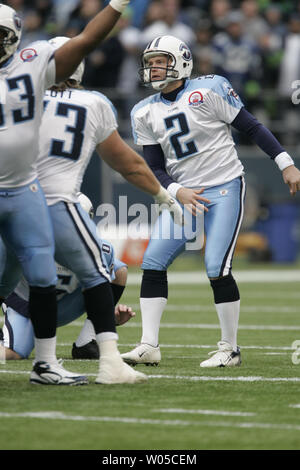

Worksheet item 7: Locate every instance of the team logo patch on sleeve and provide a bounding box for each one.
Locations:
[188,91,204,107]
[20,48,38,62]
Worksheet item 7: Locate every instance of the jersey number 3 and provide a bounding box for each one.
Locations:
[50,103,87,161]
[0,74,34,126]
[164,113,198,160]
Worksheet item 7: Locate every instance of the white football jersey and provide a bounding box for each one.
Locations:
[14,263,79,302]
[37,89,118,205]
[0,41,56,188]
[131,75,245,188]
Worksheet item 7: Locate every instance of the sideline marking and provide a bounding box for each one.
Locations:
[0,411,300,432]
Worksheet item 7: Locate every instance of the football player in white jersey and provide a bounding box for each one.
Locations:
[0,2,183,385]
[121,35,300,368]
[0,35,183,385]
[1,194,135,361]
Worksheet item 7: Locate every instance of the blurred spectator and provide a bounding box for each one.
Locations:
[212,10,263,106]
[209,0,232,35]
[140,0,196,48]
[20,8,50,47]
[258,5,285,90]
[52,0,80,32]
[192,18,216,76]
[278,13,300,99]
[240,0,269,42]
[63,0,126,89]
[264,3,287,38]
[82,31,125,89]
[64,0,102,37]
[140,0,164,29]
[5,0,26,13]
[116,7,143,132]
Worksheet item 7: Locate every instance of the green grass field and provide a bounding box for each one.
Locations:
[1,256,300,451]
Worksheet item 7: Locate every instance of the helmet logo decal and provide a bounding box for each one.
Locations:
[13,13,22,31]
[188,91,204,107]
[20,48,38,62]
[179,43,192,61]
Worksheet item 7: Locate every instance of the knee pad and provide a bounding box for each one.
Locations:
[140,270,168,299]
[210,273,240,304]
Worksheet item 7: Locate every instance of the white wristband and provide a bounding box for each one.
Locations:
[109,0,129,13]
[275,152,294,171]
[167,182,183,199]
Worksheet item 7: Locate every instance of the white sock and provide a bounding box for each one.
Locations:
[34,336,57,364]
[140,297,167,346]
[215,300,240,351]
[75,319,96,347]
[96,333,119,357]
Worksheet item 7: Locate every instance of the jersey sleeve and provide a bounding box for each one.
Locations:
[131,103,157,146]
[208,76,244,124]
[93,92,118,143]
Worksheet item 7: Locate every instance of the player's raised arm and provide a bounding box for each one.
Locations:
[54,0,129,83]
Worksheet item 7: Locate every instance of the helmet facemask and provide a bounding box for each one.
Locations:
[0,26,19,64]
[0,5,22,66]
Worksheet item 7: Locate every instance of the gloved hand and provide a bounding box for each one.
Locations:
[154,186,184,226]
[109,0,130,12]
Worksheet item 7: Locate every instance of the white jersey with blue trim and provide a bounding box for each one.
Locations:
[0,41,56,188]
[37,89,118,205]
[131,75,245,188]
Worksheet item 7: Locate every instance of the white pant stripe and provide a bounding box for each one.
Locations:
[66,203,111,283]
[222,176,246,276]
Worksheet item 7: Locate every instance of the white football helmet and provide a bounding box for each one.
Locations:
[0,4,22,65]
[48,36,85,83]
[139,35,193,91]
[77,192,94,219]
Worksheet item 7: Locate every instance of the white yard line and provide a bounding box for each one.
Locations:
[125,304,299,313]
[64,320,300,330]
[154,408,256,417]
[124,322,300,331]
[149,374,300,383]
[127,270,300,285]
[1,369,300,383]
[58,343,296,351]
[0,411,300,432]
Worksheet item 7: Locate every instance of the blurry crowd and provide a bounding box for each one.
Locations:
[4,0,300,145]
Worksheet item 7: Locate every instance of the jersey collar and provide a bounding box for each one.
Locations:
[160,79,188,104]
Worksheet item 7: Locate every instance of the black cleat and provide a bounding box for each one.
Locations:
[72,340,99,359]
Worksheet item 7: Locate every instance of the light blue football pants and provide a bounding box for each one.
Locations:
[142,177,246,278]
[0,179,57,297]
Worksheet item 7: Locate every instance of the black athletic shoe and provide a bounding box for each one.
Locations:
[72,340,99,359]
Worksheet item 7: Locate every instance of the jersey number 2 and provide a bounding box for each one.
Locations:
[164,113,198,159]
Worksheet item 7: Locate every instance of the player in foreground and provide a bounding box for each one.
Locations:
[121,35,300,368]
[0,35,183,385]
[0,0,134,385]
[1,194,134,361]
[0,2,183,385]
